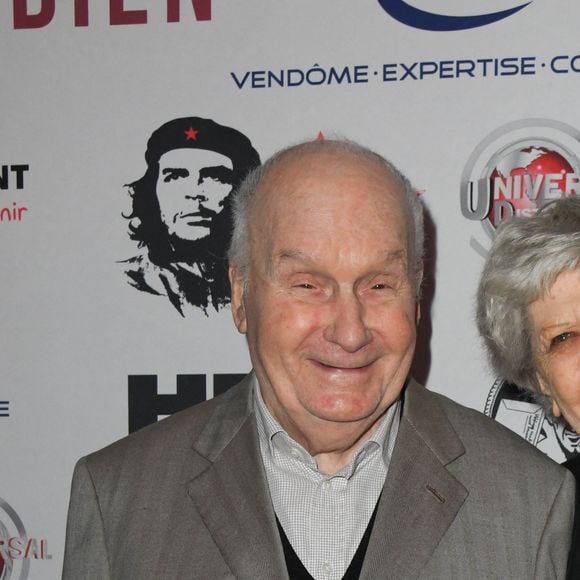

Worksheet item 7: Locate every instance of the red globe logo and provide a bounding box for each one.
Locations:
[487,145,577,227]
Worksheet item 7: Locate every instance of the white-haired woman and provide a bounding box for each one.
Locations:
[477,195,580,578]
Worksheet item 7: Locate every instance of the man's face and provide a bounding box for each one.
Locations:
[230,150,419,448]
[156,148,234,241]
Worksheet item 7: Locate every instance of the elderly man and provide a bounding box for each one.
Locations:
[64,140,574,579]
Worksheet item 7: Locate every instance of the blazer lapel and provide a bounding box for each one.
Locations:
[186,375,288,580]
[362,380,469,580]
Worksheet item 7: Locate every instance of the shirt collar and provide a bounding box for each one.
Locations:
[253,375,401,477]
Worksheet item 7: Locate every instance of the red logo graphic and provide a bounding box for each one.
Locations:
[488,145,577,226]
[460,120,580,238]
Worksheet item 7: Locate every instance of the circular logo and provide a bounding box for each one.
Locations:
[487,145,575,225]
[485,378,580,464]
[460,119,580,254]
[0,498,30,580]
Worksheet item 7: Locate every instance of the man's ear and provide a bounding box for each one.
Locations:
[537,373,561,418]
[414,265,423,325]
[229,263,247,334]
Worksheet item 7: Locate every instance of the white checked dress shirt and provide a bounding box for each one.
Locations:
[254,380,401,580]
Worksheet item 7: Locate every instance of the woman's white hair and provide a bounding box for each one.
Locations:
[476,196,580,410]
[227,139,425,296]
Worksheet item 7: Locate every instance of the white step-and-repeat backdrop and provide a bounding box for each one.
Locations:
[2,1,579,577]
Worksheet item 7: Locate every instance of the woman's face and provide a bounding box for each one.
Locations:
[529,268,580,432]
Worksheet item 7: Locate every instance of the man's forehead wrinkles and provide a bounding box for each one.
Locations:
[273,248,407,266]
[277,249,312,262]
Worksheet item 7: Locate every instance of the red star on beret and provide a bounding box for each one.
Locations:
[184,127,199,140]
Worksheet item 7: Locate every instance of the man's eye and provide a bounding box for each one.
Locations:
[296,283,315,289]
[199,176,227,185]
[162,169,188,182]
[199,167,233,185]
[371,282,395,291]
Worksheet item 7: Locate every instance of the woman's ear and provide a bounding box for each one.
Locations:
[537,373,562,418]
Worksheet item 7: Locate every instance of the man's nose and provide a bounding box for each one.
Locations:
[323,292,371,353]
[185,191,208,203]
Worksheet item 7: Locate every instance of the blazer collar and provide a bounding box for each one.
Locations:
[361,379,469,579]
[187,375,468,580]
[187,373,288,580]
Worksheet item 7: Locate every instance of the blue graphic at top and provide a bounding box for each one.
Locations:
[377,0,532,31]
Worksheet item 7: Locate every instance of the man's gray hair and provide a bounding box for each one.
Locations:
[476,196,580,409]
[227,139,425,296]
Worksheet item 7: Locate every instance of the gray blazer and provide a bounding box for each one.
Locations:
[62,375,574,579]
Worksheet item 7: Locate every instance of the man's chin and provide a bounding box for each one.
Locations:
[169,229,210,243]
[306,399,383,426]
[166,231,212,258]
